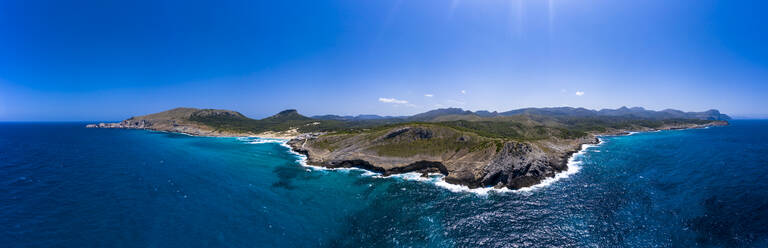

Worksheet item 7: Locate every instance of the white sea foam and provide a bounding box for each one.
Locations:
[243,136,603,196]
[374,172,432,182]
[434,179,512,195]
[374,172,511,195]
[360,170,381,177]
[248,137,288,144]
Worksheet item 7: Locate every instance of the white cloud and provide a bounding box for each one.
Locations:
[378,97,408,104]
[461,90,466,94]
[575,91,585,96]
[424,94,434,98]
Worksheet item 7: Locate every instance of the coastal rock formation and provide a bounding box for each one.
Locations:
[287,120,727,190]
[287,124,599,190]
[86,107,252,136]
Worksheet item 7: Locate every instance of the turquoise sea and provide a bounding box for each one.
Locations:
[2,121,767,247]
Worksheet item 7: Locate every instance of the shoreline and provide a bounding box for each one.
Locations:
[89,121,727,195]
[276,135,604,195]
[281,122,726,195]
[86,123,302,139]
[590,121,728,137]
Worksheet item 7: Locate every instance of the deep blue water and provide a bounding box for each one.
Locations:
[2,121,767,247]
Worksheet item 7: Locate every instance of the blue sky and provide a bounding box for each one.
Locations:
[1,0,767,120]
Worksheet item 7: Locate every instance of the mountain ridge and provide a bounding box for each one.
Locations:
[313,106,731,122]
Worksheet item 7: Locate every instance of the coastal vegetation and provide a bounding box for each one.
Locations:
[89,106,729,190]
[186,107,725,141]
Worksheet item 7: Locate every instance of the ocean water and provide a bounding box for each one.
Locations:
[2,121,767,247]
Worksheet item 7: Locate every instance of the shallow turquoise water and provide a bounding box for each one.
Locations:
[1,121,767,247]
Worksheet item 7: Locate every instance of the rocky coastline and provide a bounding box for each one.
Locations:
[591,120,729,136]
[89,118,726,190]
[86,119,299,139]
[289,134,599,190]
[286,121,727,190]
[87,107,729,191]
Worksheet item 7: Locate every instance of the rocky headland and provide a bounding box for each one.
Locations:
[88,107,729,190]
[87,108,299,138]
[286,121,727,190]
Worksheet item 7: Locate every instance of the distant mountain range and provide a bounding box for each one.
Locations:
[311,114,404,121]
[314,107,731,121]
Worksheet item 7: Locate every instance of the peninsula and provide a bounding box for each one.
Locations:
[88,107,729,189]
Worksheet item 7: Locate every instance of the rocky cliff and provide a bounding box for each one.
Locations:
[287,124,599,189]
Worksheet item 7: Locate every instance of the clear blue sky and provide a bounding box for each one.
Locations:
[1,0,767,121]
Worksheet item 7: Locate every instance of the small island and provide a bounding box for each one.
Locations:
[88,107,729,190]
